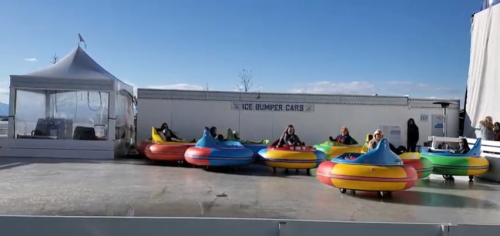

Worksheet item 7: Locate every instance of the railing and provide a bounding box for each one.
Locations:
[427,136,500,182]
[0,128,7,138]
[0,120,7,138]
[0,216,498,236]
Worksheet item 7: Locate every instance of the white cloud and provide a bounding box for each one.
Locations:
[24,58,37,62]
[386,81,463,95]
[147,83,205,91]
[290,80,463,97]
[289,81,376,95]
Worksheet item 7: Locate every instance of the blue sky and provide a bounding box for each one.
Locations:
[0,0,481,104]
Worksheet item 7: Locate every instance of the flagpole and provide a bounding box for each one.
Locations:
[78,33,87,49]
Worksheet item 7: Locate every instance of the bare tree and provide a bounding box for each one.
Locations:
[50,53,59,64]
[205,82,210,91]
[236,69,254,92]
[300,88,307,94]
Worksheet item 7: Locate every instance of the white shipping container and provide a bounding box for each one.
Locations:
[137,89,460,147]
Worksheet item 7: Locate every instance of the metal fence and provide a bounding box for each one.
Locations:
[0,216,498,236]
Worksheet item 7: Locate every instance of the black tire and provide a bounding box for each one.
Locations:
[272,167,276,173]
[443,175,454,180]
[285,169,289,173]
[306,169,311,175]
[469,175,474,181]
[339,188,347,193]
[296,169,299,173]
[351,190,356,195]
[378,191,391,198]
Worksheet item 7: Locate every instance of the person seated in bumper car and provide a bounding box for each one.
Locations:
[361,134,374,152]
[277,124,304,147]
[157,123,180,141]
[367,129,406,154]
[452,138,470,154]
[209,126,225,141]
[367,129,383,151]
[233,130,241,141]
[329,126,355,144]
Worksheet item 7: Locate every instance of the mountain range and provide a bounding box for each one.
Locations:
[0,103,137,119]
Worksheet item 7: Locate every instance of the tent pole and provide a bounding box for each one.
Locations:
[443,107,447,137]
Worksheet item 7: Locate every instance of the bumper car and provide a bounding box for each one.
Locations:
[420,138,488,181]
[317,138,418,197]
[399,152,433,179]
[136,139,152,155]
[313,141,363,160]
[145,127,195,162]
[258,140,326,175]
[226,129,269,159]
[314,135,370,160]
[185,127,254,167]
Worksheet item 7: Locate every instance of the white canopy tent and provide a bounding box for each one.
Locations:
[1,46,135,159]
[11,46,122,91]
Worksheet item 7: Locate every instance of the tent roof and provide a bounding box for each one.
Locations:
[21,46,121,81]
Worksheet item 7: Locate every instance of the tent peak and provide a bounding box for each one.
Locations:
[20,47,120,81]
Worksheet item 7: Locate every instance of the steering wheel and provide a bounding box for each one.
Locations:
[282,144,308,151]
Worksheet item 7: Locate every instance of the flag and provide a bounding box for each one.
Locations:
[78,33,87,49]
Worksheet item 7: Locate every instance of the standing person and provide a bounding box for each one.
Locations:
[493,122,500,141]
[478,116,494,141]
[407,118,419,152]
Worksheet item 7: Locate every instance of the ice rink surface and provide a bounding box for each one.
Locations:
[0,157,499,224]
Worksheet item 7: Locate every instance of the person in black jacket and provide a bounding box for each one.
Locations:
[209,126,224,141]
[157,123,180,141]
[329,126,355,144]
[452,138,470,154]
[407,118,419,152]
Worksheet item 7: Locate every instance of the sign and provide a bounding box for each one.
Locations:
[380,125,402,147]
[231,102,315,112]
[431,114,444,136]
[420,114,429,122]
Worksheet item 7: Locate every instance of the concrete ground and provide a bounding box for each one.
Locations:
[0,157,499,224]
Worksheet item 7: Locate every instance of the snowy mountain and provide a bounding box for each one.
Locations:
[0,103,136,118]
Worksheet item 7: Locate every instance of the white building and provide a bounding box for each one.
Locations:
[137,89,460,147]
